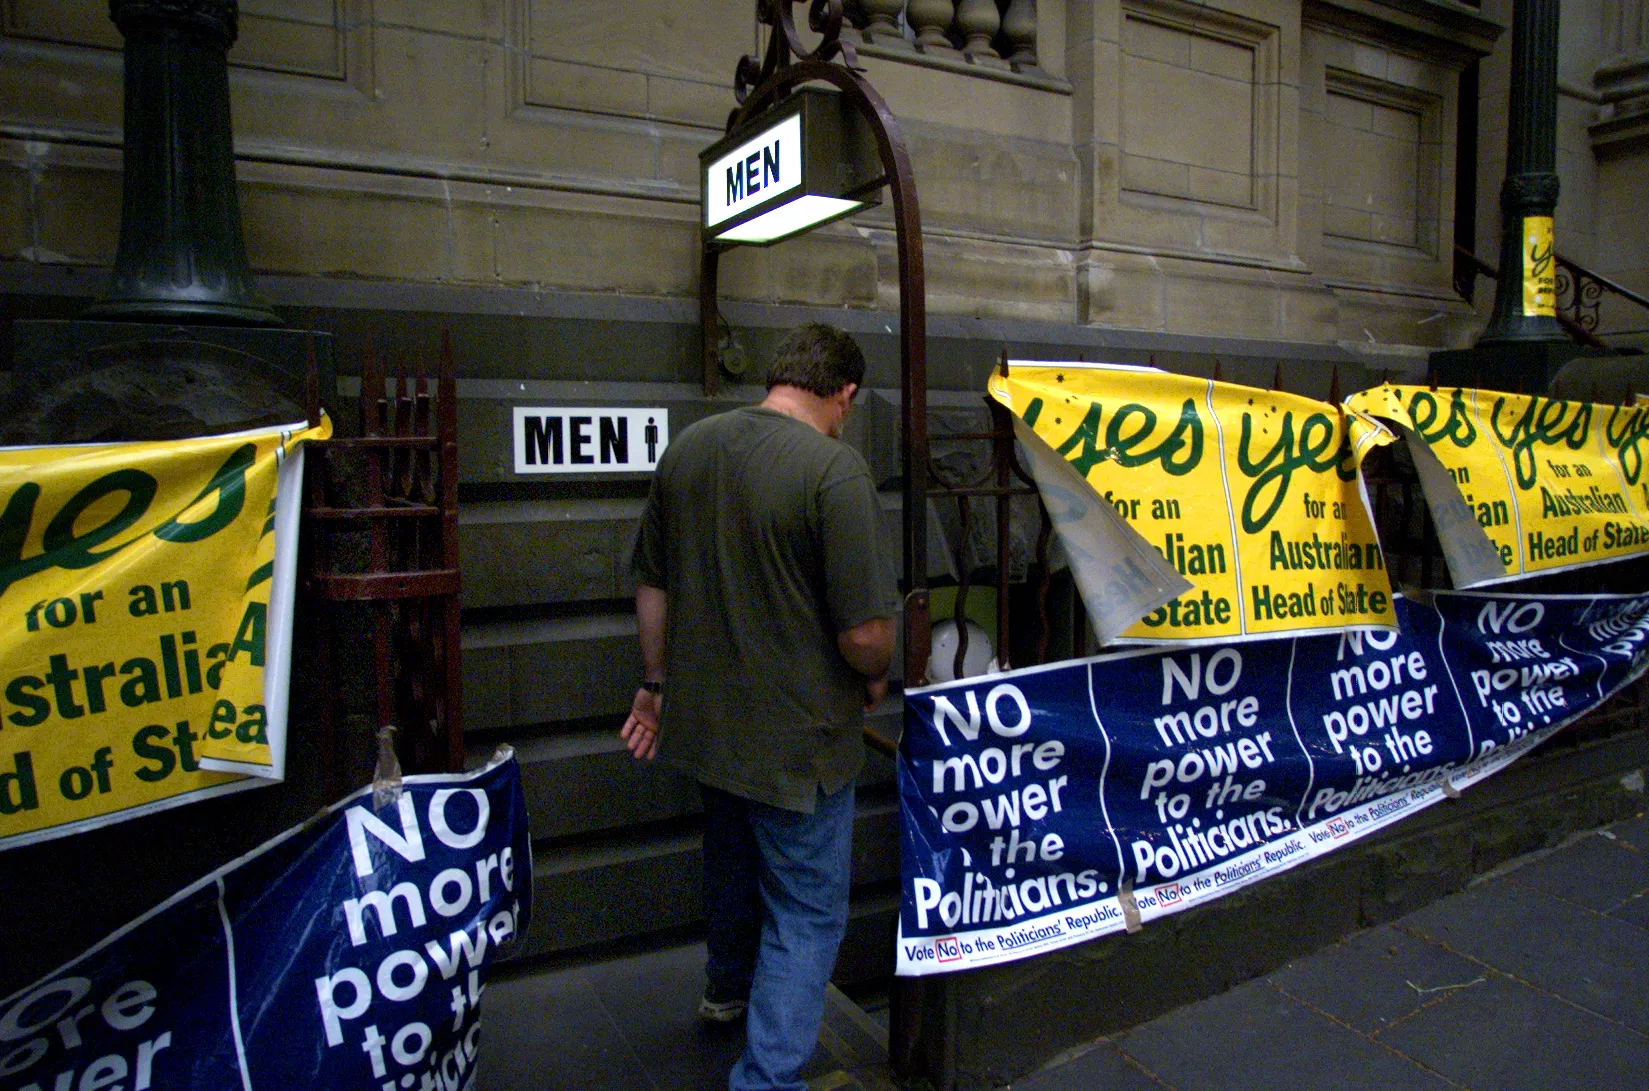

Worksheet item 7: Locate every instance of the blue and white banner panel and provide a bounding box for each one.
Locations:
[896,592,1649,975]
[0,754,531,1090]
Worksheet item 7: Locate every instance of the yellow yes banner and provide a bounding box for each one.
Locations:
[0,418,328,851]
[990,364,1396,643]
[1346,385,1649,579]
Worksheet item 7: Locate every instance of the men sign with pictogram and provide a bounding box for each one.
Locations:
[512,408,668,475]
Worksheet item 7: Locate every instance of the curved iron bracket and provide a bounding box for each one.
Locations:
[698,8,931,698]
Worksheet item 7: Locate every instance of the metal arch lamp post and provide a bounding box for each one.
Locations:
[697,0,932,1076]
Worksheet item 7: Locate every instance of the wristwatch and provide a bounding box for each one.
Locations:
[641,680,663,695]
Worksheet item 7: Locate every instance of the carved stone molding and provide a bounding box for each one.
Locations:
[2,0,367,83]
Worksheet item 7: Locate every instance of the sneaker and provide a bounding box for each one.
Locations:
[698,991,748,1023]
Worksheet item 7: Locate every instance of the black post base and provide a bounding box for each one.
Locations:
[1428,341,1611,395]
[4,318,335,445]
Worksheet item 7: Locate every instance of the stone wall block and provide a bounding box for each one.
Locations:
[1331,287,1472,347]
[524,56,651,118]
[235,7,347,80]
[461,644,514,732]
[490,206,697,294]
[277,25,486,157]
[1163,268,1283,338]
[505,620,640,725]
[854,55,1075,145]
[766,234,882,309]
[1078,253,1166,329]
[0,168,28,259]
[460,506,633,609]
[240,187,455,280]
[917,236,1076,321]
[905,127,1080,241]
[523,0,746,85]
[447,203,500,285]
[0,48,122,135]
[645,73,736,130]
[373,0,507,40]
[1276,280,1341,342]
[34,164,120,265]
[514,733,706,840]
[2,0,119,48]
[1595,153,1649,308]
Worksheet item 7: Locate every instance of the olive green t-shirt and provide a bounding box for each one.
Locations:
[631,406,898,812]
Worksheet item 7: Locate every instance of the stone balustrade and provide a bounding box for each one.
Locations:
[1593,0,1649,148]
[851,0,1040,74]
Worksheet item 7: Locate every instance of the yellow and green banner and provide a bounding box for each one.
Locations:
[1522,216,1557,317]
[0,418,327,850]
[989,364,1396,643]
[1347,384,1649,580]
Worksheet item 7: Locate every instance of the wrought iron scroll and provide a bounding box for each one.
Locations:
[1555,258,1605,334]
[734,0,858,107]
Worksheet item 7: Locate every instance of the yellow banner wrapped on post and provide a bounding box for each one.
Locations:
[0,418,328,851]
[1522,216,1557,317]
[1346,384,1649,580]
[989,364,1397,643]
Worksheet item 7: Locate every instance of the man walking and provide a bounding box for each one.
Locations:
[622,323,898,1091]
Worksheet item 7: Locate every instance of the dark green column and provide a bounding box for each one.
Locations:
[1476,0,1565,346]
[84,0,279,324]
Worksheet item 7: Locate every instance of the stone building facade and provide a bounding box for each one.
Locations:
[2,0,1647,982]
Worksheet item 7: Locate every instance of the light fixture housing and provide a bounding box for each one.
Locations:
[700,87,885,249]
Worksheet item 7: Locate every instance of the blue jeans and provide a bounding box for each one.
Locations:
[701,782,856,1091]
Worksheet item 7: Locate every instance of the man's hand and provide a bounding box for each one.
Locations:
[864,676,889,712]
[624,583,668,762]
[620,687,661,760]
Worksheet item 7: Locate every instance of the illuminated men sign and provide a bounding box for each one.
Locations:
[700,87,884,247]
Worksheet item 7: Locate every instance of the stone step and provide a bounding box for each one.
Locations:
[484,708,901,841]
[523,794,903,986]
[459,489,913,610]
[462,613,640,730]
[462,609,913,732]
[460,497,646,609]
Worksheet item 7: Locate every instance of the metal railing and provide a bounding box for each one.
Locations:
[1455,244,1649,351]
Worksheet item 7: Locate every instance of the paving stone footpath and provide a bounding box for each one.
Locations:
[478,811,1649,1091]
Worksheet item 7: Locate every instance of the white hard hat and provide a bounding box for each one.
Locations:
[928,618,999,682]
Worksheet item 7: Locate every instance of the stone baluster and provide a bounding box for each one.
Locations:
[907,0,958,53]
[1601,0,1646,58]
[859,0,908,45]
[1000,0,1039,70]
[955,0,1000,60]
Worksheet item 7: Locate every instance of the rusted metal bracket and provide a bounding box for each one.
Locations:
[304,332,463,797]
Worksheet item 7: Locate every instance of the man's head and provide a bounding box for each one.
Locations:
[767,323,867,398]
[765,324,866,438]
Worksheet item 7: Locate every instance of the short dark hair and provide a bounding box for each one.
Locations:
[766,323,866,397]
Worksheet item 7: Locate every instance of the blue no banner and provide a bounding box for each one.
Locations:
[896,591,1649,974]
[0,756,531,1089]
